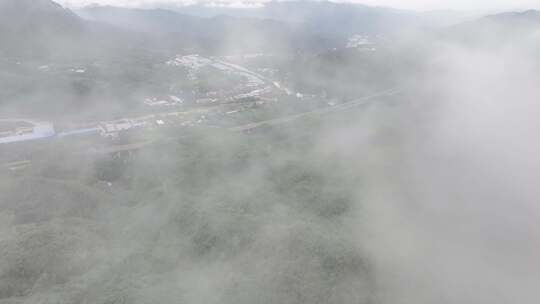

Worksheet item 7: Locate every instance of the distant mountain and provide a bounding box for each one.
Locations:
[418,9,483,27]
[0,0,82,29]
[78,2,428,40]
[172,1,420,36]
[77,2,492,54]
[444,10,540,46]
[261,1,418,36]
[172,1,477,35]
[0,0,84,57]
[77,6,345,54]
[484,9,540,25]
[0,0,202,59]
[77,6,201,33]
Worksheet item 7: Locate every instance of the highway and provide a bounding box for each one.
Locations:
[89,86,401,154]
[2,160,32,172]
[228,87,403,132]
[1,87,404,172]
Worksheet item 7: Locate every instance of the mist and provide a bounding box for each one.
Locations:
[1,1,540,303]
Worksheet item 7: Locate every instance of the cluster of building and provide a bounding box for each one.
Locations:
[95,110,211,140]
[144,95,184,107]
[166,54,211,80]
[97,119,146,139]
[229,86,273,101]
[347,34,377,51]
[210,60,266,87]
[167,54,267,88]
[163,54,279,108]
[69,68,86,74]
[166,54,211,69]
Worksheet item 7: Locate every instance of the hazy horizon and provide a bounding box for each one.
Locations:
[57,0,540,12]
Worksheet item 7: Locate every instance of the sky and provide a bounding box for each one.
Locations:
[58,0,540,11]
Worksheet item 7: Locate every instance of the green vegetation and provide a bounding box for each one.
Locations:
[0,113,384,303]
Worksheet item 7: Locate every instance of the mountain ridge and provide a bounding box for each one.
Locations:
[0,0,84,57]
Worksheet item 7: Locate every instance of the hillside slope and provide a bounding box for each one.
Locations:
[0,0,84,57]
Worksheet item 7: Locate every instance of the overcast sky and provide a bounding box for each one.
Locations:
[58,0,540,11]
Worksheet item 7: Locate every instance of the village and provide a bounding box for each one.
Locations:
[0,54,294,145]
